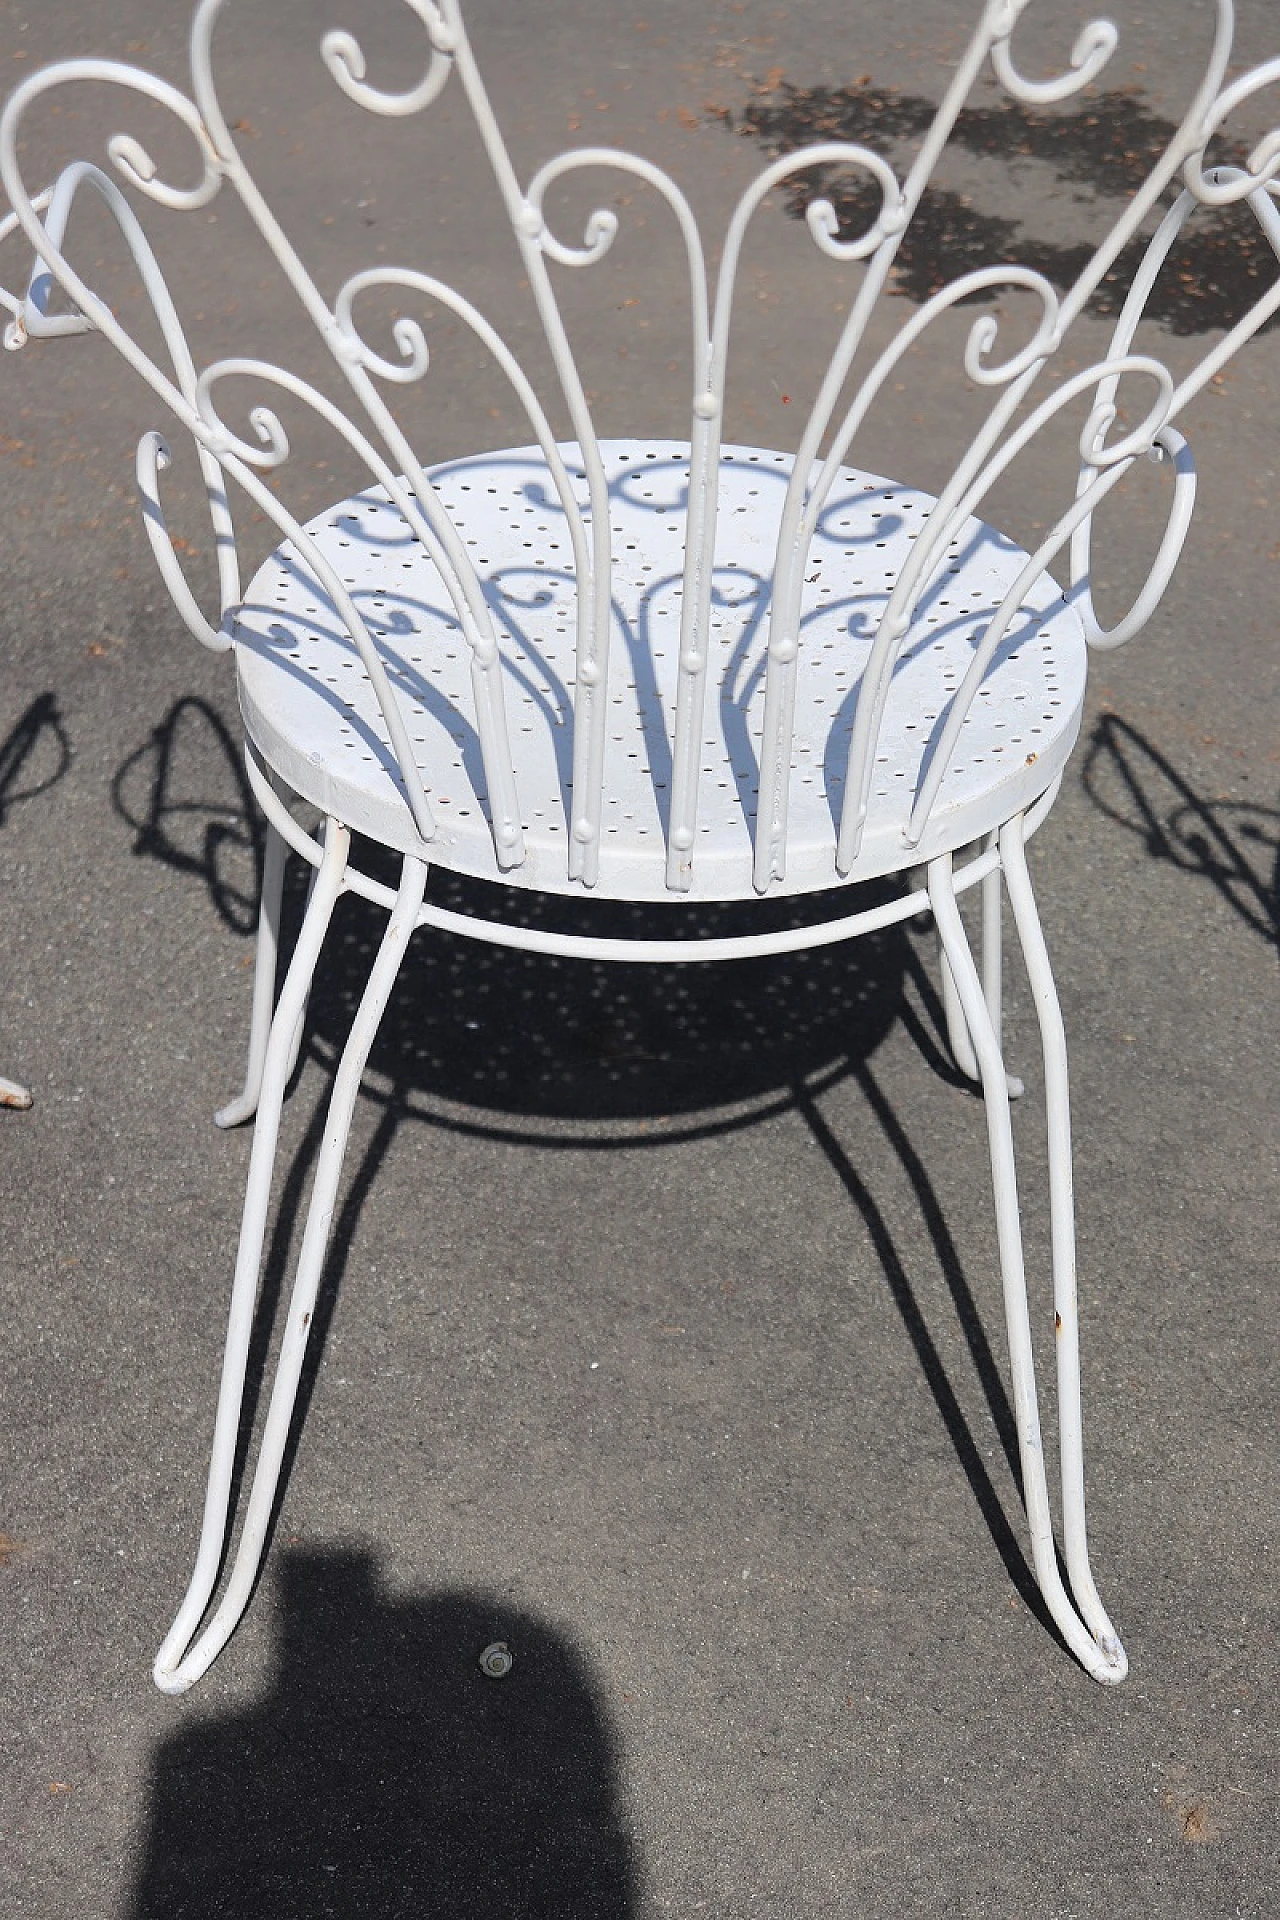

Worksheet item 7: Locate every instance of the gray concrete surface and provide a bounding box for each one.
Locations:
[1,2,1276,1914]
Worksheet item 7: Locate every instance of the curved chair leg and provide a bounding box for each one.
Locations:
[982,858,1025,1100]
[154,846,428,1694]
[0,1072,32,1110]
[1000,814,1123,1658]
[939,940,980,1080]
[154,820,351,1692]
[216,818,323,1129]
[216,814,290,1129]
[927,846,1126,1685]
[936,837,1022,1098]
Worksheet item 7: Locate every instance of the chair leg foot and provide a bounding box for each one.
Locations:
[928,845,1126,1686]
[154,846,428,1694]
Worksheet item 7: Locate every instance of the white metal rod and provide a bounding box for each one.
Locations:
[927,848,1126,1684]
[940,943,980,1082]
[214,814,289,1130]
[1000,813,1124,1652]
[156,851,428,1693]
[153,820,350,1695]
[981,836,1025,1100]
[245,741,1061,967]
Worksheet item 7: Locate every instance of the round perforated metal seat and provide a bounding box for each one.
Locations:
[234,440,1087,901]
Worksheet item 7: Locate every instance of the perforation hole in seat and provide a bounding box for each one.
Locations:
[234,439,1087,902]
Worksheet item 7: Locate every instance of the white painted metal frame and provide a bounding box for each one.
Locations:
[3,0,1278,1695]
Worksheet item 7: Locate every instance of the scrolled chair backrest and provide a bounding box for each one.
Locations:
[1,0,1278,893]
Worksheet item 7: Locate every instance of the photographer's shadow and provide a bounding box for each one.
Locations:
[128,1547,635,1918]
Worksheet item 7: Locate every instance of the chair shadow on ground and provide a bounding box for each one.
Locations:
[1081,713,1279,950]
[127,1547,635,1919]
[1,692,72,1099]
[112,694,264,935]
[259,873,1057,1629]
[114,699,1071,1679]
[0,690,70,825]
[115,706,1066,1635]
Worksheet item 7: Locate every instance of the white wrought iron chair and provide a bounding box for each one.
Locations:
[4,0,1278,1695]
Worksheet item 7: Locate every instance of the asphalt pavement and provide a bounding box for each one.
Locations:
[1,2,1276,1914]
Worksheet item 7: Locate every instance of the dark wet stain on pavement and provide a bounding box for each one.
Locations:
[720,83,1278,334]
